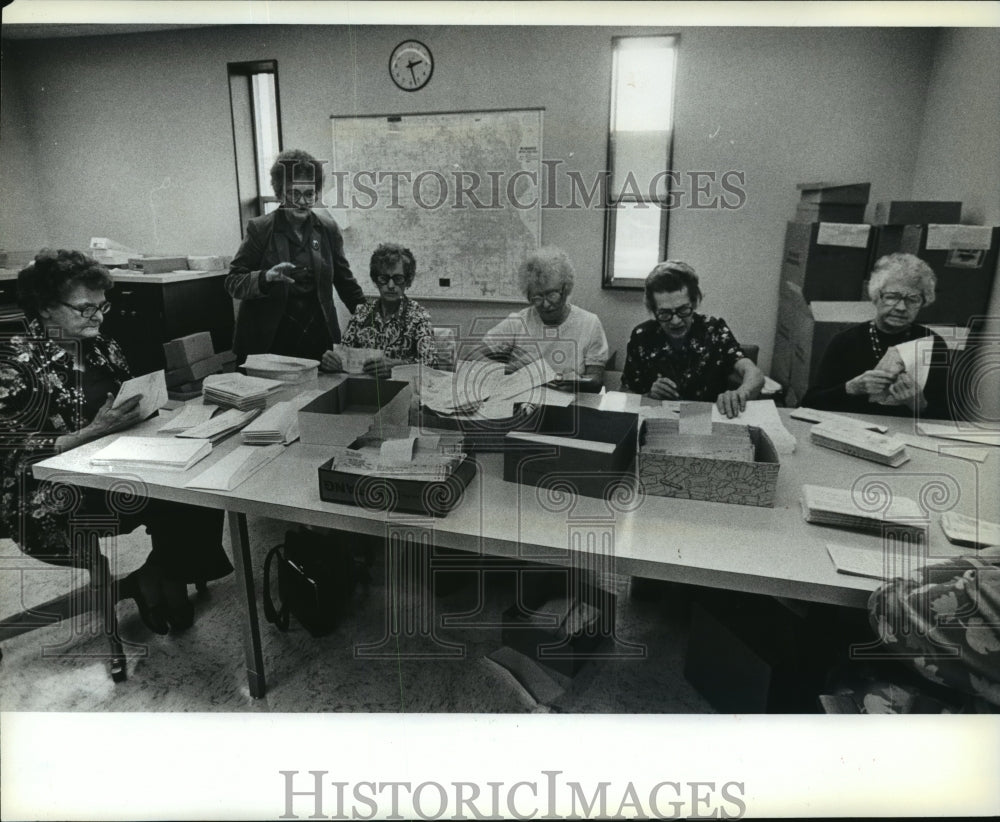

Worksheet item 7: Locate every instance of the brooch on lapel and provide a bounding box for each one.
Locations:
[311,239,319,250]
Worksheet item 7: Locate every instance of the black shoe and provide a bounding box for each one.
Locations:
[161,578,194,632]
[121,566,169,635]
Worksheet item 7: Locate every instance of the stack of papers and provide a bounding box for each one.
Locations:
[157,403,217,434]
[330,343,383,375]
[91,436,211,471]
[176,407,261,443]
[712,400,797,455]
[940,511,1000,549]
[202,373,286,410]
[184,444,283,491]
[641,419,756,462]
[330,427,466,480]
[801,484,923,535]
[916,421,1000,448]
[811,422,909,467]
[242,353,319,383]
[241,389,324,445]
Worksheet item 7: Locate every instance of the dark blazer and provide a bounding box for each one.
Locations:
[225,209,365,356]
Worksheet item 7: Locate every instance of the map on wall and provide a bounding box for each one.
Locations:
[330,109,542,301]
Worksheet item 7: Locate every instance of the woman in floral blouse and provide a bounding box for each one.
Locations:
[620,261,764,419]
[0,250,232,679]
[320,243,434,377]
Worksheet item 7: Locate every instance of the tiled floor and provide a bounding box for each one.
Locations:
[0,517,713,712]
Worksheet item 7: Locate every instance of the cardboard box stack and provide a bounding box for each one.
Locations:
[163,331,237,400]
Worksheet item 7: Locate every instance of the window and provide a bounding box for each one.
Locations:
[227,60,283,233]
[603,35,678,288]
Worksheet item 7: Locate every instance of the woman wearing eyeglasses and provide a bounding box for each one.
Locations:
[476,247,609,391]
[226,148,365,363]
[620,261,764,418]
[0,250,233,677]
[320,243,435,377]
[801,253,951,418]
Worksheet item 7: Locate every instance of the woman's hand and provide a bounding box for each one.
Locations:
[647,376,679,401]
[320,349,344,373]
[363,356,396,379]
[846,369,895,398]
[264,262,298,285]
[887,371,922,407]
[716,387,750,419]
[69,394,144,449]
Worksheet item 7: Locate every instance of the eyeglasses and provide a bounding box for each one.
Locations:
[879,291,923,308]
[654,304,694,322]
[59,301,111,319]
[287,189,319,204]
[373,274,408,287]
[529,288,564,306]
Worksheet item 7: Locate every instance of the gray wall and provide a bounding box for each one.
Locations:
[0,25,973,372]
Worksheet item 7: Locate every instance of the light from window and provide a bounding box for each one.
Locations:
[603,35,677,288]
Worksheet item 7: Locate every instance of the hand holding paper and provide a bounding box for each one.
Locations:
[112,369,168,420]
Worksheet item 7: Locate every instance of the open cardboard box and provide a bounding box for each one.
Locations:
[502,404,638,499]
[637,419,780,507]
[298,377,411,446]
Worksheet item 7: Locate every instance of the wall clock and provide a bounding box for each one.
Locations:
[389,40,434,91]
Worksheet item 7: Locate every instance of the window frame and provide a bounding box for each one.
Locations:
[601,34,679,290]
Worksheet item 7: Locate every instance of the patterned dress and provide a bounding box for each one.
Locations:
[620,314,746,400]
[341,297,435,365]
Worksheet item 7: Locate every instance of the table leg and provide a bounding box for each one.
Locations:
[228,511,266,698]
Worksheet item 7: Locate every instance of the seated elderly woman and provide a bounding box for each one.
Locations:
[801,253,951,418]
[320,243,435,377]
[0,250,232,680]
[475,247,608,392]
[620,261,764,418]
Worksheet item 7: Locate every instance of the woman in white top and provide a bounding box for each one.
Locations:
[477,247,608,392]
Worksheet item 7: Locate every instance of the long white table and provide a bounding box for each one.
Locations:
[33,380,999,697]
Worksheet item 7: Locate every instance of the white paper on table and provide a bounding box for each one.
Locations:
[790,407,888,433]
[332,344,383,375]
[638,399,680,420]
[90,435,211,470]
[712,399,797,454]
[506,431,616,454]
[113,369,168,420]
[894,433,991,463]
[491,359,557,403]
[915,422,1000,448]
[177,407,260,440]
[940,511,1000,548]
[537,387,576,408]
[184,444,283,491]
[816,223,871,248]
[157,403,217,433]
[454,359,506,404]
[925,224,993,251]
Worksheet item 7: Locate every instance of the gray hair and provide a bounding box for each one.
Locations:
[517,247,575,296]
[867,253,936,306]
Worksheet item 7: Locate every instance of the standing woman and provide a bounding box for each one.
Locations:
[321,243,435,377]
[620,261,763,418]
[0,250,233,678]
[226,149,365,362]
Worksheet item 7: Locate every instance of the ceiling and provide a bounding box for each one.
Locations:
[0,24,213,40]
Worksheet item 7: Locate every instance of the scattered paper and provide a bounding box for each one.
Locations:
[113,370,168,420]
[157,403,217,434]
[184,444,283,491]
[243,353,319,382]
[916,422,1000,448]
[176,407,261,443]
[894,433,991,463]
[90,436,211,471]
[790,408,888,433]
[940,511,1000,549]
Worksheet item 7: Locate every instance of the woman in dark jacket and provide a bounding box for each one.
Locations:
[225,149,365,362]
[1,250,233,680]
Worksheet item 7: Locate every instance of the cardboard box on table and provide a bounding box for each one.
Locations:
[870,224,998,326]
[298,377,411,446]
[637,418,781,507]
[502,404,638,499]
[164,350,236,387]
[163,331,215,370]
[127,256,189,274]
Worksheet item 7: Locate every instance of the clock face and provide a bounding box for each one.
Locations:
[390,40,433,91]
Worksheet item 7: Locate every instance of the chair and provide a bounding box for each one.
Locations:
[0,520,207,682]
